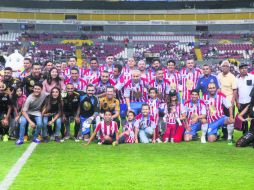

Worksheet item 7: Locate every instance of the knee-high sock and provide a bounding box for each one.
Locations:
[201,123,208,142]
[227,124,234,140]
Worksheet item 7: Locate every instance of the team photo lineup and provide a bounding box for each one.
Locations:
[0,54,253,147]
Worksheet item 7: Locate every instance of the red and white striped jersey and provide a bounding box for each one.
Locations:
[164,70,181,92]
[147,98,160,125]
[114,75,127,104]
[149,79,171,103]
[99,64,114,75]
[184,100,206,124]
[124,78,148,103]
[92,78,116,96]
[163,103,186,124]
[134,114,156,130]
[64,78,87,91]
[122,120,135,143]
[203,92,231,123]
[95,121,118,141]
[180,68,202,101]
[82,69,100,84]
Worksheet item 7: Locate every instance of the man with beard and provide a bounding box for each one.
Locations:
[19,58,32,80]
[92,71,115,98]
[99,86,120,129]
[203,82,234,144]
[62,83,80,141]
[22,63,44,96]
[78,84,100,142]
[3,67,21,96]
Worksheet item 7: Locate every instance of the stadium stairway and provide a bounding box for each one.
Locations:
[75,48,82,67]
[195,48,203,61]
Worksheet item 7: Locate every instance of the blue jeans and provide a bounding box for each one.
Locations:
[139,127,154,143]
[43,116,61,137]
[18,115,43,141]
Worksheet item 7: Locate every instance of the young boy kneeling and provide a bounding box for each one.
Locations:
[86,110,119,145]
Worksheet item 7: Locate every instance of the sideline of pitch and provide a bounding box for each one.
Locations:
[0,142,38,190]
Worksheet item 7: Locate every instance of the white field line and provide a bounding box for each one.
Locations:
[0,142,38,190]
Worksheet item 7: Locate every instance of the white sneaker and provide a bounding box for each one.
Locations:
[64,135,70,140]
[156,138,162,143]
[201,136,206,143]
[74,137,80,142]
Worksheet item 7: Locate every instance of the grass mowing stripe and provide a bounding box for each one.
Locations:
[0,143,37,190]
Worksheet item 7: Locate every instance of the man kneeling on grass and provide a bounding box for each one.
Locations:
[86,110,119,145]
[134,104,156,144]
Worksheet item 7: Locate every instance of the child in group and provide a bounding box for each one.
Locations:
[117,111,136,144]
[0,82,12,142]
[162,90,186,143]
[147,87,162,143]
[12,87,27,139]
[87,110,119,145]
[134,104,156,144]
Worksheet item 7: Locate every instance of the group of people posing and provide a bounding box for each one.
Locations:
[0,54,254,147]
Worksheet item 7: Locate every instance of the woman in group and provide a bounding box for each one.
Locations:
[236,97,254,147]
[42,67,65,93]
[42,87,63,142]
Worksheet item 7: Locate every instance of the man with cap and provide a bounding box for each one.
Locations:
[236,62,254,134]
[217,59,237,140]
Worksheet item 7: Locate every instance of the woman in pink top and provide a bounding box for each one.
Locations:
[42,67,65,93]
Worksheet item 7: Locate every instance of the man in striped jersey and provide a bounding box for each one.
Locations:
[82,57,100,84]
[165,60,181,92]
[64,68,87,91]
[203,82,234,144]
[124,70,149,116]
[184,89,208,143]
[180,58,202,103]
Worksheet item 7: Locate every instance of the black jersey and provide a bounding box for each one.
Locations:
[62,91,80,116]
[22,74,44,96]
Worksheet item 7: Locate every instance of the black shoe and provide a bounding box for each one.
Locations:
[43,137,49,143]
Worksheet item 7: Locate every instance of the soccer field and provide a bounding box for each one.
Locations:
[1,133,254,190]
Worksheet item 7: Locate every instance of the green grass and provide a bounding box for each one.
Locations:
[2,131,253,190]
[0,141,29,181]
